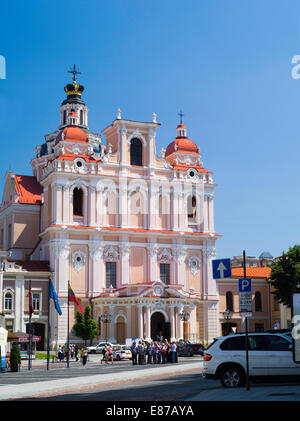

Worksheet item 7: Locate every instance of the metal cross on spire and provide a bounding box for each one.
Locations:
[68,64,81,82]
[178,109,185,124]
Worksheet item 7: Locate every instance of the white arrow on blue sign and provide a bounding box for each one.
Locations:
[212,258,232,279]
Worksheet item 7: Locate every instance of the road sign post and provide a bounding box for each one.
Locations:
[240,250,251,391]
[212,258,232,279]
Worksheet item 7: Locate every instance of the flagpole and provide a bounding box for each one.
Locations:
[67,280,70,368]
[47,278,51,371]
[28,280,32,371]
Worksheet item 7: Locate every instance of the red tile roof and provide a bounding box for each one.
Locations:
[231,266,271,279]
[14,175,43,205]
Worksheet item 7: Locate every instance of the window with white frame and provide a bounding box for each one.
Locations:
[4,291,13,311]
[32,292,41,312]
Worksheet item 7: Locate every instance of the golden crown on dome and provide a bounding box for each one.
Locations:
[64,80,84,96]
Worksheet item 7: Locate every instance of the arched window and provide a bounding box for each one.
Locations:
[4,292,12,310]
[63,110,67,125]
[255,291,262,312]
[226,291,234,312]
[188,195,197,220]
[130,138,143,166]
[73,187,83,216]
[80,110,84,125]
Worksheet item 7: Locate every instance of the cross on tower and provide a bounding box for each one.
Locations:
[68,64,81,82]
[178,109,184,124]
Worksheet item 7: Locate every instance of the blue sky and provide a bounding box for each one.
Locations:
[1,0,300,260]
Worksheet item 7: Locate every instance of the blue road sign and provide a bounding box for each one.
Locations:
[239,278,252,292]
[212,258,232,279]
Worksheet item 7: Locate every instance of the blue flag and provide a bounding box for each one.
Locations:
[49,279,62,315]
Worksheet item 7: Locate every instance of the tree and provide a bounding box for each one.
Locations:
[270,244,300,308]
[72,305,98,345]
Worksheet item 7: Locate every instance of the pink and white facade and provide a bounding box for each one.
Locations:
[0,77,221,347]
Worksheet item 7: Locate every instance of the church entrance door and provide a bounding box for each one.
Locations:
[150,312,170,341]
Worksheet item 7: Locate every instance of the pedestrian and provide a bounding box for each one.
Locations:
[147,343,152,364]
[157,342,161,364]
[137,341,144,365]
[81,347,88,366]
[101,345,108,364]
[152,342,158,364]
[170,341,177,363]
[107,345,114,364]
[57,345,62,362]
[131,342,137,365]
[61,345,65,361]
[162,342,167,364]
[74,344,79,362]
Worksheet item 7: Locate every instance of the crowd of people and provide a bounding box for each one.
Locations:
[56,344,80,362]
[130,340,178,365]
[55,339,179,367]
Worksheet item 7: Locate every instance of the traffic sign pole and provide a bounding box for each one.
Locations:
[243,250,250,391]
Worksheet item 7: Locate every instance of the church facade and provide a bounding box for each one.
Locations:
[0,74,220,347]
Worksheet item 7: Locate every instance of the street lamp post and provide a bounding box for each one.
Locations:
[100,311,112,344]
[223,309,233,335]
[179,310,190,342]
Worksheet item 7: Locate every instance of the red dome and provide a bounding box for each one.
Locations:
[56,126,88,144]
[165,136,199,157]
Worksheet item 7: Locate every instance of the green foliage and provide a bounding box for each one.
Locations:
[270,244,300,308]
[10,345,21,365]
[72,305,98,344]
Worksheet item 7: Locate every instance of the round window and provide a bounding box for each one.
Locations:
[76,160,82,168]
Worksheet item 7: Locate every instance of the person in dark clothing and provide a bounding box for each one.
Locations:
[131,342,137,365]
[74,344,79,362]
[137,341,144,365]
[147,343,152,364]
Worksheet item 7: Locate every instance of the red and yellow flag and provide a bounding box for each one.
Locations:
[68,282,84,314]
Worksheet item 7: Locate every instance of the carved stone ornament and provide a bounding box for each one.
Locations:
[89,245,104,261]
[72,250,86,272]
[157,248,173,263]
[103,246,119,261]
[189,256,201,276]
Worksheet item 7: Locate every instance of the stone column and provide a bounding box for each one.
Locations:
[137,305,143,338]
[96,186,103,227]
[15,276,25,332]
[145,305,151,341]
[119,242,130,288]
[89,186,96,226]
[62,185,70,226]
[174,246,187,286]
[119,126,127,168]
[119,182,128,228]
[148,128,155,171]
[177,306,183,340]
[148,243,158,283]
[126,305,132,339]
[170,305,176,341]
[89,244,105,296]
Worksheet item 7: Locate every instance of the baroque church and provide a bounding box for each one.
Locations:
[0,70,220,348]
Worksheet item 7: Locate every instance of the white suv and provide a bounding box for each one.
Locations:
[203,332,300,387]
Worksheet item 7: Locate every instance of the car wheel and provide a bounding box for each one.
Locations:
[220,365,244,388]
[91,350,96,354]
[117,355,121,361]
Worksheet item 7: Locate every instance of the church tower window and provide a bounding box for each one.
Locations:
[73,187,83,216]
[130,138,143,166]
[188,195,197,220]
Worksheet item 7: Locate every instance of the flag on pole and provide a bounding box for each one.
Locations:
[68,282,84,314]
[49,279,62,315]
[29,281,33,317]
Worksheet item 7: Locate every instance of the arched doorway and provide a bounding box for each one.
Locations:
[116,318,126,344]
[151,312,170,341]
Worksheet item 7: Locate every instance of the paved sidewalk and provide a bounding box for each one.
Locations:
[186,383,300,401]
[0,361,204,401]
